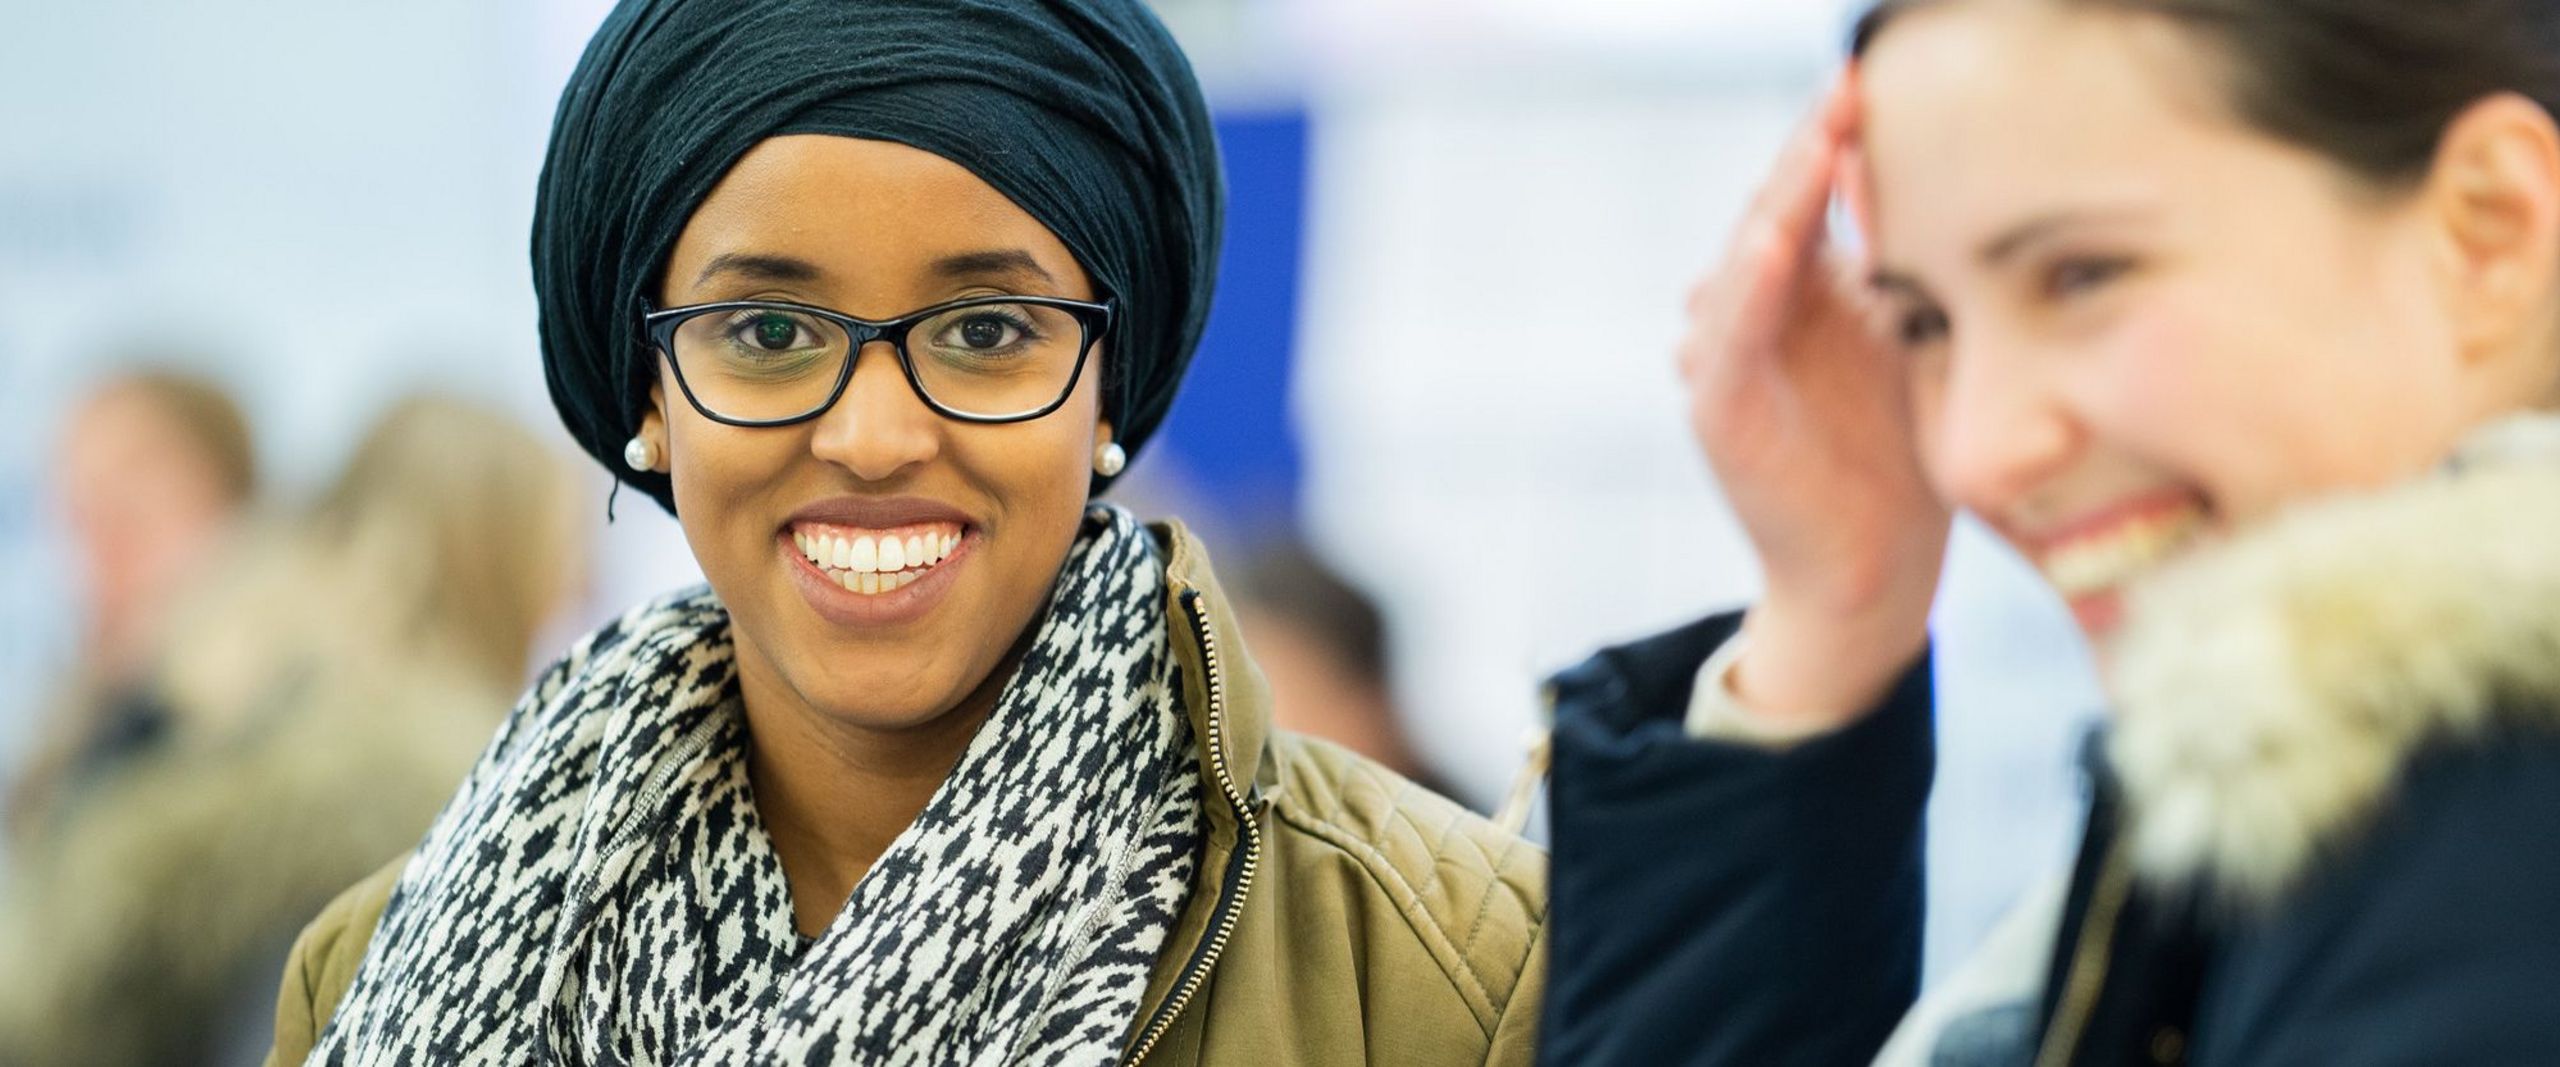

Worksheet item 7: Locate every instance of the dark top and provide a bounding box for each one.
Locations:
[1538,612,2560,1066]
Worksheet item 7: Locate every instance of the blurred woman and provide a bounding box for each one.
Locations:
[0,395,581,1067]
[268,2,1543,1065]
[9,370,257,839]
[1543,2,2560,1064]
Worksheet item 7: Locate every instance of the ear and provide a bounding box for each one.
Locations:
[636,380,671,469]
[1093,416,1117,451]
[2424,92,2560,364]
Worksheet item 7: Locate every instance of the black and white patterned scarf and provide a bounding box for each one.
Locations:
[311,506,1202,1066]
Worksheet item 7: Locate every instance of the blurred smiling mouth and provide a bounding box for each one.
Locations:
[791,522,963,595]
[2033,494,2209,617]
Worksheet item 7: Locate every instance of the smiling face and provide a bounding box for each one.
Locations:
[1858,2,2560,636]
[640,134,1111,732]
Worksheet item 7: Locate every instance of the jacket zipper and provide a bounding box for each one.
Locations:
[1123,587,1265,1066]
[2034,843,2134,1067]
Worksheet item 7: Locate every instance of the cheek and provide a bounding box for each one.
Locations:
[664,409,804,561]
[955,375,1103,567]
[2078,305,2234,454]
[957,431,1087,531]
[2078,283,2462,519]
[2075,294,2326,520]
[970,407,1098,523]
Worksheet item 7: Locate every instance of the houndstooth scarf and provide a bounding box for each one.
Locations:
[310,506,1202,1066]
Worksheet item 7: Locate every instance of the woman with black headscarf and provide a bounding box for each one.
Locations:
[262,1,1544,1064]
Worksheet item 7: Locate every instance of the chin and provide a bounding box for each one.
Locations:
[830,704,959,733]
[788,665,964,731]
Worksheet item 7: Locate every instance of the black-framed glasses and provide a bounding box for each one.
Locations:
[641,295,1116,426]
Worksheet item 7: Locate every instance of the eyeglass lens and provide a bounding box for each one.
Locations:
[667,301,1089,421]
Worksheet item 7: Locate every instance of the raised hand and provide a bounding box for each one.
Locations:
[1681,71,1951,731]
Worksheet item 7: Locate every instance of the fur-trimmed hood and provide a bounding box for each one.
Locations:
[2109,413,2560,906]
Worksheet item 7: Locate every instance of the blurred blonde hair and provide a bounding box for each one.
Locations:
[157,394,582,735]
[90,369,259,505]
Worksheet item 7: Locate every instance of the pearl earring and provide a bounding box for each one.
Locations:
[1093,441,1127,477]
[623,435,659,472]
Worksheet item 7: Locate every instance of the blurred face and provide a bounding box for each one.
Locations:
[643,135,1109,731]
[1237,606,1411,774]
[59,386,241,667]
[1860,3,2533,635]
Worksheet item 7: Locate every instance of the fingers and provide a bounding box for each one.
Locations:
[1836,143,1876,262]
[1707,73,1857,336]
[1741,74,1853,271]
[1682,71,1864,391]
[1835,67,1880,268]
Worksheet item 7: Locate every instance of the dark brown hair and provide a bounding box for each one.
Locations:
[1852,0,2560,187]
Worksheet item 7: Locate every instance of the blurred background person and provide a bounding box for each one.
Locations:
[1226,541,1453,799]
[0,394,582,1067]
[6,369,257,843]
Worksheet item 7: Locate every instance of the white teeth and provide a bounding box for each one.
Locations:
[795,523,964,587]
[828,563,923,595]
[2042,508,2203,597]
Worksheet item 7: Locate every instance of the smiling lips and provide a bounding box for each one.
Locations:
[2035,499,2207,601]
[792,522,963,595]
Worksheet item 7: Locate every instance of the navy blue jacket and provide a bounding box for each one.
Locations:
[1538,612,2560,1067]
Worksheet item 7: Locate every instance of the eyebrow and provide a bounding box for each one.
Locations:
[1867,260,1938,302]
[1976,206,2156,268]
[694,252,824,286]
[931,249,1057,286]
[693,248,1060,290]
[1868,205,2159,295]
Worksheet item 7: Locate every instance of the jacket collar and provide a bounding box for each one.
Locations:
[1150,517,1279,807]
[1121,517,1278,1053]
[2107,413,2560,905]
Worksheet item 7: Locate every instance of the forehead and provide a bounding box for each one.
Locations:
[665,134,1091,303]
[67,387,184,449]
[1857,3,2235,262]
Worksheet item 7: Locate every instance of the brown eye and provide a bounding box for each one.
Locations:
[957,315,1015,349]
[752,315,800,349]
[934,308,1039,354]
[2045,257,2133,300]
[1898,306,1950,348]
[722,310,822,353]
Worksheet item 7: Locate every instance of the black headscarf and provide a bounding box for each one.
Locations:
[534,0,1225,514]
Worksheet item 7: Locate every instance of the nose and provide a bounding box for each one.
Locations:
[1921,337,2078,519]
[806,342,941,482]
